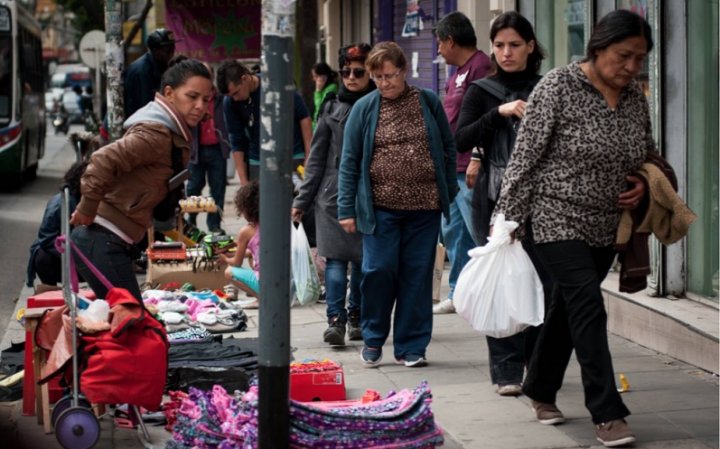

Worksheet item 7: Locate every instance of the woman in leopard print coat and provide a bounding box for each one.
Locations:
[494,10,655,447]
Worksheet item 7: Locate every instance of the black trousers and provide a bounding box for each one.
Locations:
[521,238,630,424]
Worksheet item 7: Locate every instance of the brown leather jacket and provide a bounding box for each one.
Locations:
[75,121,190,243]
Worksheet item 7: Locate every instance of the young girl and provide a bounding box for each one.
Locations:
[222,181,260,308]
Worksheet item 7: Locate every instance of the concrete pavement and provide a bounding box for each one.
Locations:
[1,170,717,448]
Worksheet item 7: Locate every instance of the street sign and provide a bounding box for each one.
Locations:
[79,30,106,69]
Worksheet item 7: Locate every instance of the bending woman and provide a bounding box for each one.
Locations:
[70,59,213,300]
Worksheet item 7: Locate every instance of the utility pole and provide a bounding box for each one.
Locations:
[258,1,296,448]
[104,0,124,141]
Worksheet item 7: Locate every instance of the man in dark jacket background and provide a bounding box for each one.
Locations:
[123,29,176,118]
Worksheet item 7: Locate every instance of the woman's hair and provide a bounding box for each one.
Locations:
[312,62,338,84]
[160,58,211,91]
[365,41,407,72]
[338,43,372,68]
[586,10,653,61]
[434,11,477,48]
[234,180,260,224]
[63,159,89,200]
[489,11,545,74]
[167,54,189,68]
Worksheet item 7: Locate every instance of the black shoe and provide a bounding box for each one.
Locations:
[323,317,346,346]
[347,312,362,341]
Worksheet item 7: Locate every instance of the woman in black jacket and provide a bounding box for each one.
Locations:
[292,44,376,347]
[454,11,551,397]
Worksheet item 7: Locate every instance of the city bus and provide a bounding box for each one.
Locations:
[0,0,45,186]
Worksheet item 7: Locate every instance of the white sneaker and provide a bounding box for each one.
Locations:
[433,299,456,314]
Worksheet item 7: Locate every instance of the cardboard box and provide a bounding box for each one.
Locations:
[147,260,228,290]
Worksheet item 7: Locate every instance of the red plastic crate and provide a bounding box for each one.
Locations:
[22,289,95,416]
[290,366,346,402]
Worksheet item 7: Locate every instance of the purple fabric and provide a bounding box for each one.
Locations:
[168,381,444,449]
[443,50,492,173]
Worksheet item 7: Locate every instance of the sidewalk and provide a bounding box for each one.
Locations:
[1,175,717,449]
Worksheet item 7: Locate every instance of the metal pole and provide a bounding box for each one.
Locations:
[60,188,79,407]
[258,1,296,448]
[94,49,102,121]
[104,0,124,141]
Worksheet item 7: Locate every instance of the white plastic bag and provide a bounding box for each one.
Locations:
[291,222,321,306]
[453,214,544,338]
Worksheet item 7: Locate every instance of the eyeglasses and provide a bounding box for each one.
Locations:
[370,70,402,83]
[339,68,366,79]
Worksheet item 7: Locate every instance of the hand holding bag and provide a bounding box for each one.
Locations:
[453,214,544,337]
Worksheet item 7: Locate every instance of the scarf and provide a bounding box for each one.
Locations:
[337,81,377,105]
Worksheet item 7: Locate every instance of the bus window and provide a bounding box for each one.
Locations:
[0,35,11,122]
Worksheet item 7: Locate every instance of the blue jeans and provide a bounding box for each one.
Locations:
[70,224,142,301]
[324,258,361,322]
[440,174,476,300]
[187,144,227,231]
[361,208,440,359]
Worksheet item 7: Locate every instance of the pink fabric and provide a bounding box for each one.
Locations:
[247,228,260,276]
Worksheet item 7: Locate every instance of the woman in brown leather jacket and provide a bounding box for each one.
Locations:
[70,59,213,300]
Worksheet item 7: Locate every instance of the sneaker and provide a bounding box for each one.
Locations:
[396,354,427,368]
[360,346,382,367]
[531,400,565,425]
[209,228,227,236]
[595,419,636,447]
[433,299,456,314]
[323,317,346,346]
[497,384,523,397]
[347,312,362,341]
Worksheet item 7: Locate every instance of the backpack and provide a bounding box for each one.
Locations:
[472,78,532,202]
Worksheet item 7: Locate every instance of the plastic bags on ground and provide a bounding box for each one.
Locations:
[453,214,544,338]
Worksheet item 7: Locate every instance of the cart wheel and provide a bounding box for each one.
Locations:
[55,407,100,449]
[52,395,92,427]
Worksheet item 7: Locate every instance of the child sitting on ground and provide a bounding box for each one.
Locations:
[221,181,260,309]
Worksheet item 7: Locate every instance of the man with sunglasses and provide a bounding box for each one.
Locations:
[432,12,491,315]
[216,60,312,185]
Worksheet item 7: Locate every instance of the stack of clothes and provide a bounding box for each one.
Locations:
[166,337,259,394]
[142,289,248,333]
[166,381,444,449]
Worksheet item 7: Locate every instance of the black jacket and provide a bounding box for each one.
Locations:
[455,69,541,243]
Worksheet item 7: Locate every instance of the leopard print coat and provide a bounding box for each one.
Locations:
[494,62,656,247]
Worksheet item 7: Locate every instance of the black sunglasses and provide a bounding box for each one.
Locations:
[339,68,366,79]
